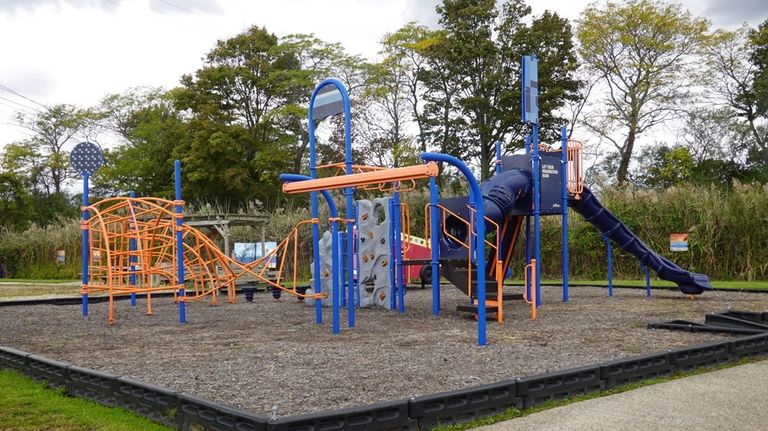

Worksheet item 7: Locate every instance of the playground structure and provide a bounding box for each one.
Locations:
[73,54,711,346]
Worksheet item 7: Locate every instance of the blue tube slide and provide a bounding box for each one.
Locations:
[568,187,711,295]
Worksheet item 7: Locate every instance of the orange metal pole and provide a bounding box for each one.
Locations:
[283,162,438,194]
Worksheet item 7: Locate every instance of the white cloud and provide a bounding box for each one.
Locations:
[0,0,763,152]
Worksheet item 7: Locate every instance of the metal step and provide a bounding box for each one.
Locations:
[470,292,524,301]
[401,259,432,266]
[456,303,499,314]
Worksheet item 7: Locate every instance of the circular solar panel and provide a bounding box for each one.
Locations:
[70,141,104,175]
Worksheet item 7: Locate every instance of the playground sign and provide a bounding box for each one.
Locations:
[521,55,538,124]
[670,233,688,252]
[234,242,277,268]
[70,141,103,174]
[312,84,344,122]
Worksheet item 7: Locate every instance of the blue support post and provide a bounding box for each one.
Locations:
[81,173,90,318]
[429,176,440,316]
[532,124,541,307]
[388,199,397,311]
[348,223,356,324]
[279,174,341,332]
[129,191,137,307]
[603,234,613,297]
[174,160,186,324]
[495,140,502,175]
[311,190,322,325]
[524,134,532,301]
[561,126,569,303]
[355,201,362,308]
[331,218,341,334]
[422,153,487,346]
[642,264,651,297]
[338,230,346,307]
[393,187,405,314]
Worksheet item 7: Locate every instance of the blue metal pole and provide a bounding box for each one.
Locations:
[524,134,532,300]
[331,218,340,334]
[393,187,405,314]
[338,230,346,307]
[429,176,440,316]
[174,160,186,324]
[532,125,541,307]
[308,86,322,325]
[338,83,356,329]
[643,264,651,297]
[561,126,569,303]
[388,199,396,310]
[355,201,362,308]
[603,234,613,297]
[81,173,90,318]
[129,191,137,307]
[495,140,502,175]
[279,174,340,331]
[421,153,487,346]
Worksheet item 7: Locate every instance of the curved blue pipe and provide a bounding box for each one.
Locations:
[279,174,341,334]
[308,79,355,328]
[420,152,487,347]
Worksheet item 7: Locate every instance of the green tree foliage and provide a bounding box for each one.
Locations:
[15,104,95,194]
[635,144,694,189]
[577,0,709,185]
[750,19,768,118]
[172,26,356,209]
[421,0,579,180]
[0,172,31,231]
[93,89,184,197]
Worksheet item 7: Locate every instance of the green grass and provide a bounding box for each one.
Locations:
[430,357,763,431]
[503,279,768,291]
[0,370,171,430]
[0,279,79,284]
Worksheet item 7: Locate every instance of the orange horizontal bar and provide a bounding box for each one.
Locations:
[315,162,386,171]
[283,162,439,194]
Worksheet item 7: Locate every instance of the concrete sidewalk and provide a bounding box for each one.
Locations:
[477,360,768,431]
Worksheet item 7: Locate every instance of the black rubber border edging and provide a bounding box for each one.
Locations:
[2,320,768,430]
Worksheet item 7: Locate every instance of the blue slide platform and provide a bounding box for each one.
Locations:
[568,187,711,295]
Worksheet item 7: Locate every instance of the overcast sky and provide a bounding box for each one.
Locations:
[0,0,766,151]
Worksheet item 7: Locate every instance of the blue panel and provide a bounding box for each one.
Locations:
[312,85,344,121]
[521,55,538,124]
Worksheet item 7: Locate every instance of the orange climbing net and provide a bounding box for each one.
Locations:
[82,197,324,324]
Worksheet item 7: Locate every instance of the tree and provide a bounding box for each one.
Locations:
[704,27,766,156]
[423,0,580,180]
[379,23,432,153]
[93,90,185,197]
[750,19,768,118]
[577,0,709,185]
[173,26,358,208]
[16,104,94,194]
[635,143,694,188]
[0,172,31,231]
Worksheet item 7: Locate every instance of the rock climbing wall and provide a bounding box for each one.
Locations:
[356,198,393,309]
[305,198,393,309]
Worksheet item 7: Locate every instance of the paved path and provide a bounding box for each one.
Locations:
[477,360,768,431]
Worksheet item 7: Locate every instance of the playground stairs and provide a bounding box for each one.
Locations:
[440,259,523,317]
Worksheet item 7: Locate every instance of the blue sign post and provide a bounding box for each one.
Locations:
[70,142,104,318]
[521,55,542,307]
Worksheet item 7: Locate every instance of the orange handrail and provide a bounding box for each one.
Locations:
[523,259,537,320]
[567,139,584,198]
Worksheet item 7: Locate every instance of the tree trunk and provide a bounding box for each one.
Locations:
[616,128,636,186]
[480,141,491,181]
